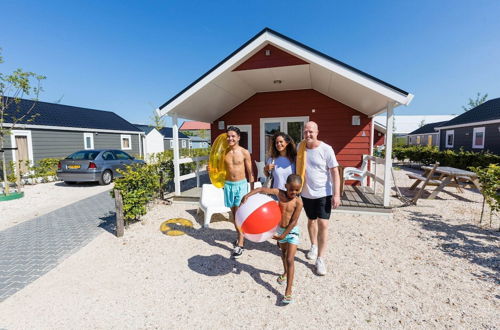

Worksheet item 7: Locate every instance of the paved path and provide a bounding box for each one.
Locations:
[0,191,115,302]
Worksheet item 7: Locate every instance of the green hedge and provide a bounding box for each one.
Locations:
[111,148,210,222]
[392,146,500,170]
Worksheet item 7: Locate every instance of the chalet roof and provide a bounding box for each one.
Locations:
[179,121,210,130]
[158,28,414,122]
[133,124,189,139]
[3,97,141,133]
[437,98,500,129]
[408,121,448,135]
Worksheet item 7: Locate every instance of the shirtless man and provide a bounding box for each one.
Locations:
[241,174,303,304]
[223,126,254,258]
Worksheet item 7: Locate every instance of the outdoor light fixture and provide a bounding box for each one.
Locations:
[273,80,282,84]
[218,121,225,130]
[265,49,271,56]
[352,115,360,126]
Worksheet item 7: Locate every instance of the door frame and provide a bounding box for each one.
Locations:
[10,130,35,169]
[259,116,309,161]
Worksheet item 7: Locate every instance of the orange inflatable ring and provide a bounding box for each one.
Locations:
[209,133,229,188]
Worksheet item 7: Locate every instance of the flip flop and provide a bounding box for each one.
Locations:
[282,295,293,304]
[277,274,286,285]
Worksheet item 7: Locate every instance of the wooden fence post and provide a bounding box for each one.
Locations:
[114,189,125,237]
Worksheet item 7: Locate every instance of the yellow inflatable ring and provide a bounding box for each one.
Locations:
[209,133,229,188]
[160,218,193,236]
[296,140,307,190]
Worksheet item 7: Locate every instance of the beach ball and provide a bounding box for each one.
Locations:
[235,194,281,242]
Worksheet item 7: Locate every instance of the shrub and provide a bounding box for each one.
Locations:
[29,158,61,182]
[112,163,160,222]
[470,164,500,223]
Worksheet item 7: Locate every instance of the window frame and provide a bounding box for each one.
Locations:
[182,139,186,148]
[169,140,173,148]
[445,130,454,148]
[472,127,485,149]
[121,134,132,150]
[84,132,94,150]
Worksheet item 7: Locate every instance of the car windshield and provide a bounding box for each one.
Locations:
[66,151,100,160]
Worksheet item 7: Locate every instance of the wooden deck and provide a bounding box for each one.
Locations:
[173,184,391,215]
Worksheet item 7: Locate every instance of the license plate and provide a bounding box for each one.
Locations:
[68,165,81,169]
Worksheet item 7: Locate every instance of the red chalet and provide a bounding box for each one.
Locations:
[158,28,413,210]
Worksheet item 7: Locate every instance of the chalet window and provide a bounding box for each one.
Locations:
[182,140,186,148]
[445,130,454,148]
[84,133,94,150]
[121,135,132,150]
[416,136,421,144]
[472,127,485,149]
[169,140,173,148]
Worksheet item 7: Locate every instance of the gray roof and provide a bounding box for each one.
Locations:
[439,98,500,128]
[3,97,141,132]
[408,121,448,135]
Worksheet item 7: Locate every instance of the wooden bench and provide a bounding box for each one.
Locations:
[408,162,440,204]
[407,173,442,186]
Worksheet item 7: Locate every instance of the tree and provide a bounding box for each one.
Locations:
[462,92,488,112]
[150,108,166,131]
[418,120,425,128]
[0,49,45,194]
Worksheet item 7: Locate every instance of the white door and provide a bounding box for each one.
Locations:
[260,116,308,161]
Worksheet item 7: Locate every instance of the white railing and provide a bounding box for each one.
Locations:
[362,155,385,194]
[177,155,209,188]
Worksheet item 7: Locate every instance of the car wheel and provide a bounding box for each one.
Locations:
[99,170,113,185]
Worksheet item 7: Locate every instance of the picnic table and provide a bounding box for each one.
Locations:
[414,166,481,199]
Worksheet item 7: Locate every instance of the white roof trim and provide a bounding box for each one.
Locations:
[435,119,500,130]
[266,33,413,105]
[1,123,144,135]
[159,30,413,118]
[407,132,439,137]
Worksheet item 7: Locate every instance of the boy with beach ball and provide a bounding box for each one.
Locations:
[241,174,303,304]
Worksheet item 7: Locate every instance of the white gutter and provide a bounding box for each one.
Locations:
[1,123,145,135]
[435,119,500,130]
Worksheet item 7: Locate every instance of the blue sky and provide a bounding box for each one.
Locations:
[2,0,499,126]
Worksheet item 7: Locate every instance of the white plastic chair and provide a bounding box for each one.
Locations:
[198,182,261,228]
[343,157,369,185]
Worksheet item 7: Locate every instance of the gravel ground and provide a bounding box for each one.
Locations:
[0,167,498,329]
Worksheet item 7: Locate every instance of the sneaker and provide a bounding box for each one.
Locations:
[231,246,244,259]
[315,257,327,276]
[306,245,318,260]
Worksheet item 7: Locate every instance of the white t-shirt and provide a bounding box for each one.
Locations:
[266,156,295,191]
[301,142,339,199]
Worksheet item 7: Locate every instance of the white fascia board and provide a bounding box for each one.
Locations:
[267,33,413,105]
[158,34,268,117]
[435,119,500,130]
[1,123,144,135]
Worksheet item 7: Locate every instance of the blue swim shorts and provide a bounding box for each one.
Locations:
[224,179,248,208]
[277,226,300,245]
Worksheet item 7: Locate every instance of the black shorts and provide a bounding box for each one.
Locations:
[302,196,332,220]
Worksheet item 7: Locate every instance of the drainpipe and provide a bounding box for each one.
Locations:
[172,113,181,196]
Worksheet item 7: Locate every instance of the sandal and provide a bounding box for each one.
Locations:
[277,274,287,285]
[282,295,293,304]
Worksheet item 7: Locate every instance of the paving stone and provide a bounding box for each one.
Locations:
[0,191,114,302]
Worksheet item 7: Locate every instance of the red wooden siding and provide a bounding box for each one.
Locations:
[374,128,385,146]
[210,90,371,177]
[233,44,308,71]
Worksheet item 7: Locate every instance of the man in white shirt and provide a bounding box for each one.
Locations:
[300,121,341,275]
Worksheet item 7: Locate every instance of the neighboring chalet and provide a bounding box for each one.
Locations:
[179,121,211,139]
[189,136,210,149]
[373,121,386,147]
[407,121,448,147]
[436,98,500,154]
[134,124,191,159]
[374,115,455,137]
[157,28,414,208]
[2,98,143,170]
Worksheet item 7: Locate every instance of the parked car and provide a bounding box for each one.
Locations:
[57,149,145,185]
